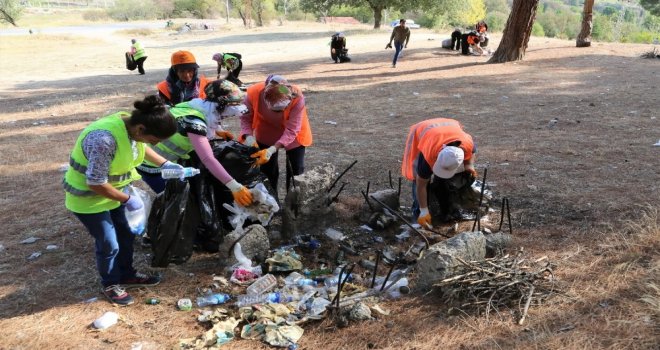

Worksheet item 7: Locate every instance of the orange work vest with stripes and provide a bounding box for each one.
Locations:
[156,75,209,104]
[401,118,474,180]
[246,82,313,147]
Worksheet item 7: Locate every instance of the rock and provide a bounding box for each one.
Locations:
[485,232,512,257]
[282,164,335,238]
[348,302,372,321]
[362,189,399,215]
[415,231,486,290]
[218,224,269,266]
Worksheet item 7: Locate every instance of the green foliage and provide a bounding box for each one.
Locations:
[416,12,451,30]
[173,0,222,19]
[253,0,277,26]
[484,0,509,13]
[107,0,162,21]
[0,0,23,26]
[532,21,545,37]
[592,14,614,41]
[536,8,580,39]
[640,0,660,17]
[419,0,485,27]
[329,4,372,23]
[643,14,660,32]
[621,29,655,43]
[485,10,507,31]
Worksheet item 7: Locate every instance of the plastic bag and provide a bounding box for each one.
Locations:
[223,183,279,231]
[124,185,152,235]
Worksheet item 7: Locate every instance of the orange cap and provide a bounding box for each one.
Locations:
[171,50,198,68]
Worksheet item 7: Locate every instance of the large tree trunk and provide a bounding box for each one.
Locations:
[576,0,595,47]
[372,5,384,29]
[488,0,540,63]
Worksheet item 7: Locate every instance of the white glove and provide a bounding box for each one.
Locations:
[242,135,257,148]
[161,160,185,180]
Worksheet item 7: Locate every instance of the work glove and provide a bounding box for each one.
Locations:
[225,179,253,207]
[250,146,277,166]
[123,195,143,212]
[161,160,185,180]
[385,43,392,49]
[215,129,235,141]
[241,135,258,148]
[417,207,432,229]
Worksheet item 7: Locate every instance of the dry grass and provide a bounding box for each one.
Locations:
[0,21,659,349]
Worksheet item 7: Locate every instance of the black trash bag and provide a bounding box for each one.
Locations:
[125,52,137,71]
[427,171,477,222]
[148,180,196,267]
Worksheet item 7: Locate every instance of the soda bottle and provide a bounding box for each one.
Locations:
[161,167,201,179]
[236,292,293,307]
[196,293,231,307]
[145,298,160,305]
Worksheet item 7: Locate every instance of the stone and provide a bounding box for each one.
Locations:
[218,224,269,266]
[485,232,512,257]
[415,231,486,290]
[282,164,336,238]
[348,302,372,321]
[362,188,400,214]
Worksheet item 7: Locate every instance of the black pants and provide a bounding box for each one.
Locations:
[461,34,471,55]
[225,60,243,85]
[451,30,462,51]
[257,143,305,194]
[135,56,147,74]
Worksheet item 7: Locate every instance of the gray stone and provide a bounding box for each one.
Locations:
[348,302,372,321]
[415,231,486,290]
[362,189,400,213]
[218,224,270,266]
[485,232,513,257]
[282,164,336,238]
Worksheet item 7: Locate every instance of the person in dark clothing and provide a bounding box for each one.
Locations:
[330,32,350,63]
[461,31,481,55]
[451,28,462,51]
[213,52,243,86]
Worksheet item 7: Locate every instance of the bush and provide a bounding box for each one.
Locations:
[532,22,545,37]
[329,5,372,24]
[485,11,507,32]
[593,15,614,41]
[622,30,655,43]
[416,13,451,31]
[82,9,109,21]
[108,0,161,21]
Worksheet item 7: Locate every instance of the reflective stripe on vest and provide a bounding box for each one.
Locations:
[68,158,133,183]
[62,178,95,196]
[159,139,189,157]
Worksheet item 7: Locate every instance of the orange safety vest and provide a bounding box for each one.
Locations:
[246,82,313,147]
[401,118,474,180]
[156,75,209,103]
[467,34,480,45]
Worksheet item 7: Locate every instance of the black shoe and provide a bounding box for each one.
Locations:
[119,272,161,289]
[103,285,134,306]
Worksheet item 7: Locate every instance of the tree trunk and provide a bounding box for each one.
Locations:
[372,6,384,29]
[488,0,540,63]
[576,0,595,47]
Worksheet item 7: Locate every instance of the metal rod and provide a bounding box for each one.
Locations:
[366,181,370,198]
[506,197,513,235]
[328,182,348,205]
[380,263,397,291]
[361,190,374,211]
[327,160,357,193]
[397,177,402,199]
[388,170,393,189]
[477,168,488,208]
[370,250,381,289]
[330,265,347,308]
[472,210,481,232]
[498,197,506,232]
[369,195,430,248]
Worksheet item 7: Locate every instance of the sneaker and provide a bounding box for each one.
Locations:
[103,285,134,306]
[119,272,161,289]
[392,64,396,68]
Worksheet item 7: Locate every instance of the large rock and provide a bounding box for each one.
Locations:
[415,231,486,290]
[218,224,269,266]
[485,232,512,257]
[282,164,335,238]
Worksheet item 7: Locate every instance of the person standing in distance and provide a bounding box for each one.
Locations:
[386,19,410,68]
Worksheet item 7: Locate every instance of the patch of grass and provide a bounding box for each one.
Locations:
[5,8,114,28]
[116,28,156,37]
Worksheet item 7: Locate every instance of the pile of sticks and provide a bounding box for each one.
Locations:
[640,47,659,59]
[434,249,557,325]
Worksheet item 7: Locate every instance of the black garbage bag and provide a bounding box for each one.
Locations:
[148,180,196,267]
[125,52,137,71]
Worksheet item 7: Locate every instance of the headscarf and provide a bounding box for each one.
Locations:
[165,67,201,105]
[263,75,298,111]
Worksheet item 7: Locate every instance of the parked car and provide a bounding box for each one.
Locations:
[390,19,421,29]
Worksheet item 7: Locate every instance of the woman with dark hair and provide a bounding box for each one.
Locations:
[63,95,180,306]
[157,50,210,106]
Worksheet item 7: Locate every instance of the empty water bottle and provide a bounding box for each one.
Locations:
[161,167,200,179]
[236,292,293,307]
[246,274,277,295]
[196,293,231,307]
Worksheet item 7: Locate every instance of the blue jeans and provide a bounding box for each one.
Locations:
[393,42,404,66]
[137,169,166,194]
[74,206,136,287]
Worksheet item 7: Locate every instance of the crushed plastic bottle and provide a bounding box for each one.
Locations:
[124,185,147,235]
[93,311,119,329]
[196,293,231,307]
[161,167,200,179]
[236,292,293,307]
[246,274,278,295]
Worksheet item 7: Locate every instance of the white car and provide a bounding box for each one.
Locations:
[390,20,421,29]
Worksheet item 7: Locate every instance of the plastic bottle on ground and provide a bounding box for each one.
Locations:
[246,274,277,295]
[161,167,200,179]
[236,292,293,307]
[93,311,119,329]
[196,293,231,307]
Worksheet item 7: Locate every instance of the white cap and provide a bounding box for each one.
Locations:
[432,146,464,179]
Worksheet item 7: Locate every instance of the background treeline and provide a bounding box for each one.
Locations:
[14,0,660,43]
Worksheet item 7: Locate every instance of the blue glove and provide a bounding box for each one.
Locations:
[161,160,185,180]
[123,195,143,211]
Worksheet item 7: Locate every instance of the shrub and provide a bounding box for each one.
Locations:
[485,10,507,32]
[82,9,109,21]
[532,22,545,37]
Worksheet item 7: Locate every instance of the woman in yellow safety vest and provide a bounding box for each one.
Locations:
[63,95,180,306]
[137,79,254,207]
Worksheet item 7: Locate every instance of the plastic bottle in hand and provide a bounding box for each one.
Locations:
[161,167,201,179]
[196,293,231,307]
[246,274,277,295]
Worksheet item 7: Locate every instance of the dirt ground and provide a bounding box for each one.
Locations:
[0,20,658,349]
